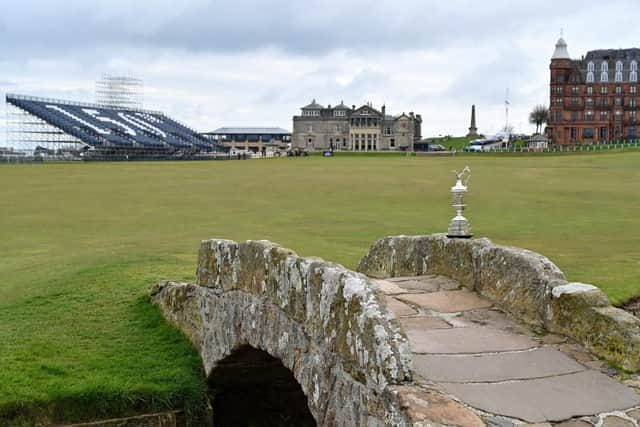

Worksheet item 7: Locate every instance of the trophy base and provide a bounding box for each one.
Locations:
[447,218,473,239]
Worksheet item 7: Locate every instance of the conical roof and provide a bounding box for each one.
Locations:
[552,37,570,59]
[302,98,324,109]
[332,100,350,110]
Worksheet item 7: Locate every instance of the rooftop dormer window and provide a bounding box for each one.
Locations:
[631,61,638,72]
[601,62,608,72]
[616,61,623,72]
[587,61,595,72]
[600,71,609,82]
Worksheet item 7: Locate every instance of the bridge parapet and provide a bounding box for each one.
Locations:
[151,239,413,426]
[358,233,640,372]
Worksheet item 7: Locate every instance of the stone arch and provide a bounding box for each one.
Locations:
[208,345,315,426]
[151,239,412,426]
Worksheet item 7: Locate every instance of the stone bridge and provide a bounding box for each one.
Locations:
[151,235,640,426]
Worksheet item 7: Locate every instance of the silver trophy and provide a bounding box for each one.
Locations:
[447,166,473,238]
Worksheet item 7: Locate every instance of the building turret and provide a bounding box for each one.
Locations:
[548,36,573,144]
[551,37,570,60]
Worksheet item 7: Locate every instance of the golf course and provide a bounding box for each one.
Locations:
[1,152,639,425]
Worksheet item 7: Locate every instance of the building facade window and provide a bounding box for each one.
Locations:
[615,86,622,94]
[584,127,594,138]
[600,71,609,82]
[588,61,595,72]
[586,72,594,83]
[333,110,346,117]
[571,111,578,121]
[615,126,622,137]
[554,111,562,122]
[615,71,623,82]
[600,127,608,140]
[629,127,637,138]
[631,71,638,83]
[616,61,623,71]
[631,86,637,94]
[600,86,608,94]
[600,111,608,120]
[585,110,594,120]
[572,86,580,94]
[601,62,609,72]
[632,61,638,72]
[587,86,593,95]
[631,111,637,122]
[615,97,622,106]
[554,86,563,93]
[630,99,638,107]
[586,97,594,105]
[570,127,577,139]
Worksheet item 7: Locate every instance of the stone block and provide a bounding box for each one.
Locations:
[398,290,492,313]
[392,386,484,427]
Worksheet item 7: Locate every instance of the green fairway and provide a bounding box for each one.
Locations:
[423,135,478,150]
[1,153,640,424]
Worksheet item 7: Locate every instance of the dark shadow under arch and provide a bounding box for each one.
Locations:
[208,346,316,427]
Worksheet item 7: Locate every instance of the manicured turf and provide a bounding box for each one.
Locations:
[1,153,640,424]
[423,135,478,150]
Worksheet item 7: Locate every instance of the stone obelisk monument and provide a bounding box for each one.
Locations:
[467,105,478,137]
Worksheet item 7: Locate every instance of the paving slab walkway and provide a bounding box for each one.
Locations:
[372,275,640,425]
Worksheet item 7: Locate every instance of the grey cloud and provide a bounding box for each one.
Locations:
[0,0,598,57]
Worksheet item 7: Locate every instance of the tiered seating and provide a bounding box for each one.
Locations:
[6,94,222,152]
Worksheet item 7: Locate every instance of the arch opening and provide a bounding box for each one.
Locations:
[208,346,316,427]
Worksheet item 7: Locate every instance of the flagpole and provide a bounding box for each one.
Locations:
[505,88,510,134]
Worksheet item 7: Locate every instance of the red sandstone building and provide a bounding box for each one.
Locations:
[548,37,639,144]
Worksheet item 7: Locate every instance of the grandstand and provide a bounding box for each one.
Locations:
[5,93,224,160]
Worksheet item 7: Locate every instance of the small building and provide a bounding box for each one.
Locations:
[292,100,422,151]
[527,134,549,150]
[202,127,291,153]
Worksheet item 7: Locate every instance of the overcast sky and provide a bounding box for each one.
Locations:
[1,0,639,145]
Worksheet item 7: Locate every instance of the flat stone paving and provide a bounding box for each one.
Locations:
[372,275,640,425]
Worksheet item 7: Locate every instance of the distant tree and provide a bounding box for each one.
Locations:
[529,105,549,134]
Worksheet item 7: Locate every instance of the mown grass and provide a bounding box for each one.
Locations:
[423,135,478,150]
[1,153,640,424]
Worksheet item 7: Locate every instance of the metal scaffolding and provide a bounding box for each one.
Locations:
[3,89,227,162]
[95,74,144,110]
[5,97,86,153]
